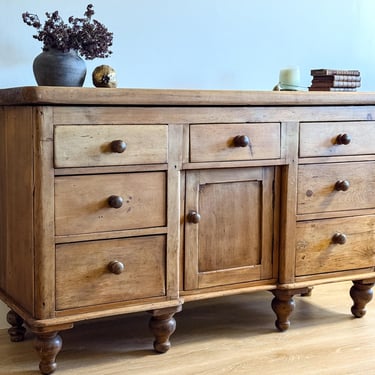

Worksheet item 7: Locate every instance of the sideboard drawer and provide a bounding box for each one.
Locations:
[296,215,375,276]
[297,161,375,215]
[55,172,166,235]
[299,121,375,158]
[190,123,280,162]
[54,124,168,168]
[56,235,166,309]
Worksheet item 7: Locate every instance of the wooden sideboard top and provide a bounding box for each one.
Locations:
[1,86,375,106]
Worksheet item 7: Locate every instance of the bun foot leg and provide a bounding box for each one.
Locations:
[271,288,309,331]
[149,305,182,353]
[7,310,26,342]
[34,332,62,375]
[350,279,375,318]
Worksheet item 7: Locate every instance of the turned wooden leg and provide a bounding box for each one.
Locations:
[350,279,375,318]
[34,332,63,375]
[271,288,309,332]
[7,309,26,342]
[149,305,182,353]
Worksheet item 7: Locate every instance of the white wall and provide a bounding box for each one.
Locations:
[1,0,375,328]
[2,0,375,90]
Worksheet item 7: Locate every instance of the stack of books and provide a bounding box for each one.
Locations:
[309,69,361,91]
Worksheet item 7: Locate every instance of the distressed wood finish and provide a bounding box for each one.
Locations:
[189,123,280,162]
[297,161,375,215]
[52,105,375,125]
[0,107,35,315]
[184,167,275,290]
[34,106,56,319]
[1,87,375,374]
[3,86,375,106]
[55,236,166,309]
[299,121,375,157]
[296,215,375,276]
[54,124,168,168]
[55,172,166,235]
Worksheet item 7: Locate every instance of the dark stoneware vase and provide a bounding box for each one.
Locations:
[33,49,87,87]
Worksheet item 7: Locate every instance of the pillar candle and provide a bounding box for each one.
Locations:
[279,67,300,90]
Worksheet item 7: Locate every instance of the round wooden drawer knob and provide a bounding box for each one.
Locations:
[108,260,125,275]
[332,233,347,245]
[187,210,201,224]
[110,139,127,153]
[334,180,350,191]
[335,133,351,145]
[233,135,250,147]
[108,195,123,208]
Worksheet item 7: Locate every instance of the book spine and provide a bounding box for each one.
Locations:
[311,69,360,76]
[309,87,357,92]
[311,80,361,88]
[312,75,361,82]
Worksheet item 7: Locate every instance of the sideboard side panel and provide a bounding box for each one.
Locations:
[0,106,34,315]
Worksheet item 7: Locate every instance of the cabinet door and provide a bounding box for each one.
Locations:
[184,167,275,290]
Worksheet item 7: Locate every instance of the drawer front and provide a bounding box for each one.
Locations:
[55,172,166,236]
[56,236,166,309]
[296,215,375,276]
[297,161,375,214]
[54,124,168,168]
[299,121,375,157]
[190,123,280,162]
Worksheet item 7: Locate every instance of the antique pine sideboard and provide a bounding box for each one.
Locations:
[0,87,375,374]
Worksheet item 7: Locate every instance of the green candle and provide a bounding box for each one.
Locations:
[279,67,300,90]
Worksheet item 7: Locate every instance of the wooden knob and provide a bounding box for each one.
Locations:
[108,260,125,274]
[334,180,350,191]
[110,140,127,153]
[187,211,201,224]
[332,233,347,245]
[233,135,250,147]
[108,195,123,208]
[335,133,351,145]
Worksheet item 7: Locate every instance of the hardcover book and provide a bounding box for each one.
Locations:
[311,69,360,76]
[308,87,357,92]
[312,75,361,82]
[310,79,361,89]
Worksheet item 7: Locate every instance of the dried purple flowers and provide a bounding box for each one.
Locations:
[22,4,113,60]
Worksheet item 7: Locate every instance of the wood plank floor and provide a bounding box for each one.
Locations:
[0,281,374,375]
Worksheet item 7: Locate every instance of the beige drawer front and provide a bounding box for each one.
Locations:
[299,121,375,158]
[54,124,168,168]
[56,236,166,309]
[55,172,166,236]
[296,215,375,276]
[297,161,375,215]
[190,123,280,162]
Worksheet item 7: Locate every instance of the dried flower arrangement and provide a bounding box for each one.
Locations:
[22,4,113,60]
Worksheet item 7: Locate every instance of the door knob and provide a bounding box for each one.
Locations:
[108,195,123,208]
[233,135,250,147]
[334,180,350,192]
[335,133,351,145]
[332,233,347,245]
[187,211,201,224]
[110,139,127,153]
[108,260,125,274]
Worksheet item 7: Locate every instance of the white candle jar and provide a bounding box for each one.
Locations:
[279,67,300,90]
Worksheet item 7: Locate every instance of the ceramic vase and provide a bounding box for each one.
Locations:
[33,49,87,87]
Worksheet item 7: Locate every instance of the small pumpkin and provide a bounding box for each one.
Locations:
[92,65,117,88]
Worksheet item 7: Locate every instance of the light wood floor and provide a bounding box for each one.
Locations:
[1,281,374,375]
